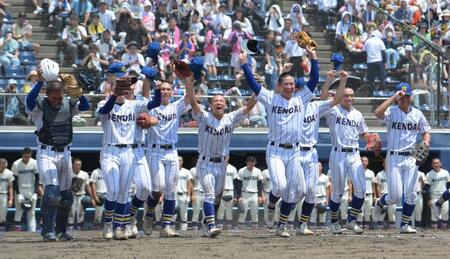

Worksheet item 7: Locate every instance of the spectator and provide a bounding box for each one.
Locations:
[0,12,11,38]
[99,69,116,95]
[0,158,14,231]
[278,18,293,44]
[12,13,31,40]
[345,23,363,53]
[48,0,71,33]
[410,64,427,90]
[413,22,431,49]
[204,24,218,78]
[189,10,205,46]
[288,4,308,32]
[336,11,352,42]
[125,18,150,48]
[32,0,44,14]
[264,30,278,89]
[363,30,386,87]
[234,8,253,35]
[440,9,450,42]
[5,79,28,125]
[214,4,232,34]
[96,29,117,61]
[283,30,306,78]
[141,0,155,34]
[177,32,195,60]
[87,13,105,42]
[384,32,399,69]
[265,4,284,32]
[121,41,145,73]
[155,2,169,32]
[167,17,181,50]
[71,0,93,26]
[130,0,144,19]
[318,0,338,26]
[393,0,412,25]
[81,44,109,74]
[68,158,93,230]
[228,21,252,74]
[0,32,20,69]
[23,70,39,94]
[248,99,267,127]
[203,0,219,17]
[15,16,41,55]
[97,0,116,32]
[59,15,89,67]
[116,4,133,41]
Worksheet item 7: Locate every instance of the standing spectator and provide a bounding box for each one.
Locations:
[90,166,106,227]
[264,30,278,89]
[96,29,117,61]
[68,158,93,230]
[140,0,155,34]
[0,32,20,69]
[87,13,105,42]
[167,17,181,51]
[217,162,237,230]
[214,4,232,34]
[358,157,376,229]
[310,163,329,228]
[265,4,284,32]
[228,21,252,74]
[97,0,116,32]
[59,15,89,67]
[48,0,72,34]
[0,158,13,231]
[121,41,145,73]
[234,8,253,35]
[177,32,195,60]
[12,148,39,232]
[175,157,192,232]
[125,18,150,49]
[363,30,386,88]
[427,158,450,229]
[204,24,218,78]
[5,80,28,125]
[71,0,93,26]
[288,4,308,32]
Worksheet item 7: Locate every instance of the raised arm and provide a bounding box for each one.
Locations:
[374,91,404,120]
[147,86,161,110]
[26,81,44,111]
[305,46,319,93]
[331,70,348,107]
[242,94,257,115]
[320,70,335,100]
[239,52,262,95]
[78,95,90,111]
[180,73,202,115]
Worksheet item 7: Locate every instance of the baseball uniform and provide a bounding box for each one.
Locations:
[90,168,107,224]
[68,170,90,226]
[414,171,427,224]
[217,164,238,224]
[374,170,395,223]
[0,169,14,224]
[175,167,192,231]
[427,169,450,221]
[310,173,329,224]
[328,172,350,221]
[357,169,375,224]
[190,167,205,228]
[12,158,39,231]
[237,166,263,225]
[261,169,280,225]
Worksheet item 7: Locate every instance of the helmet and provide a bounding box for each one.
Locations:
[40,58,60,81]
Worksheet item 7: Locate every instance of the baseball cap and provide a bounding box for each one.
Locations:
[395,82,412,96]
[8,79,17,86]
[141,66,158,81]
[107,62,127,77]
[295,77,306,89]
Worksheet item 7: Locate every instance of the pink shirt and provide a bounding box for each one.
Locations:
[204,30,218,54]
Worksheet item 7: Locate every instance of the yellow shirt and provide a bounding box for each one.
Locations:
[87,22,104,36]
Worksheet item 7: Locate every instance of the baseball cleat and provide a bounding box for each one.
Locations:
[346,220,363,234]
[431,203,442,221]
[114,227,128,240]
[329,222,343,234]
[296,223,313,236]
[102,222,113,240]
[275,225,291,238]
[128,218,139,238]
[143,215,154,236]
[124,224,135,239]
[208,227,222,238]
[160,226,180,238]
[58,232,74,241]
[43,232,57,242]
[400,224,417,234]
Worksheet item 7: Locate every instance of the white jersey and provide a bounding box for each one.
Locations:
[384,106,430,151]
[190,167,203,192]
[11,158,38,196]
[416,171,427,192]
[300,100,332,146]
[375,170,388,194]
[96,99,149,145]
[316,173,329,198]
[177,168,192,193]
[261,169,271,192]
[90,168,107,193]
[426,169,450,196]
[71,170,90,196]
[193,108,246,157]
[238,167,263,193]
[134,96,149,144]
[364,169,375,194]
[148,99,190,145]
[224,164,238,190]
[257,87,313,143]
[327,104,368,148]
[0,169,14,194]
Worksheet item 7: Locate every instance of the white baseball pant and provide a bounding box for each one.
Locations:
[431,194,449,221]
[133,147,151,201]
[217,190,234,221]
[414,192,423,222]
[37,146,73,191]
[191,190,205,223]
[374,195,395,222]
[310,196,327,224]
[68,194,86,225]
[176,192,190,227]
[14,194,37,231]
[196,158,226,204]
[238,191,259,223]
[357,194,373,222]
[155,202,163,221]
[0,194,8,223]
[300,148,319,204]
[147,147,179,200]
[340,191,349,220]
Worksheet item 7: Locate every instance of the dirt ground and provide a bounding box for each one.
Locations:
[1,228,449,259]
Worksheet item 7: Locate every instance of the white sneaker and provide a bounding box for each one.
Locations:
[329,222,343,234]
[208,226,222,238]
[129,218,138,238]
[400,224,417,234]
[114,227,128,240]
[296,223,313,236]
[33,7,43,14]
[180,223,188,232]
[102,222,113,240]
[431,203,442,221]
[143,215,153,236]
[372,200,384,223]
[160,225,180,238]
[346,221,363,234]
[275,225,291,238]
[124,224,133,238]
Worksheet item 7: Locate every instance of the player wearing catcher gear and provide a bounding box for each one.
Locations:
[241,47,319,237]
[90,166,107,226]
[183,70,257,238]
[12,148,39,232]
[217,162,238,230]
[96,62,161,240]
[373,83,431,234]
[427,158,450,228]
[26,59,90,241]
[0,158,14,231]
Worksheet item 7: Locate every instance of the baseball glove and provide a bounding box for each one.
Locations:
[96,193,106,206]
[316,203,327,214]
[137,113,159,129]
[366,133,382,156]
[71,177,85,193]
[113,77,133,96]
[60,74,83,98]
[411,141,429,165]
[222,195,233,202]
[295,31,317,50]
[171,60,193,78]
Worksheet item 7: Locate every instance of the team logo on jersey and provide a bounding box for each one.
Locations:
[271,105,302,114]
[19,169,35,175]
[303,114,316,124]
[205,125,232,136]
[391,122,418,131]
[243,176,260,181]
[157,112,176,121]
[0,178,9,183]
[336,116,358,127]
[108,113,136,122]
[431,176,448,183]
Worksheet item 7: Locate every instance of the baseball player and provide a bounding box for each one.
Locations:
[240,47,319,237]
[182,70,257,238]
[373,161,396,228]
[190,163,205,230]
[328,171,352,225]
[310,163,330,228]
[261,168,277,227]
[175,156,193,232]
[327,85,372,234]
[427,158,450,228]
[68,158,93,230]
[235,156,264,230]
[26,59,90,241]
[0,158,14,231]
[96,62,161,240]
[296,70,347,235]
[142,76,191,238]
[217,161,238,230]
[357,156,376,229]
[90,166,107,226]
[12,148,39,232]
[373,82,431,234]
[414,170,427,228]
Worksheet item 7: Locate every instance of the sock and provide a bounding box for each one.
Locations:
[278,201,293,227]
[377,194,387,207]
[214,203,220,213]
[400,203,415,227]
[437,190,450,207]
[329,200,340,223]
[203,201,215,229]
[161,199,176,228]
[104,199,115,223]
[348,196,364,222]
[145,195,159,218]
[299,202,314,225]
[113,202,128,229]
[130,196,144,218]
[268,192,280,209]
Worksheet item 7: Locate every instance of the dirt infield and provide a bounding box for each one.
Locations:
[1,229,449,259]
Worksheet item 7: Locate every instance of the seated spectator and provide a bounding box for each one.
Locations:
[99,70,115,95]
[71,0,93,26]
[20,26,41,55]
[234,8,253,35]
[121,41,145,73]
[12,13,30,41]
[344,23,363,53]
[0,12,11,38]
[48,0,71,33]
[214,4,232,34]
[248,99,268,127]
[140,0,155,34]
[283,30,306,78]
[278,18,293,44]
[336,11,352,49]
[413,22,431,49]
[130,0,144,19]
[81,44,108,74]
[363,30,386,87]
[59,15,89,67]
[96,29,117,61]
[264,30,279,89]
[203,0,219,18]
[265,4,284,32]
[288,4,308,32]
[167,17,181,51]
[410,64,427,90]
[204,24,218,78]
[393,0,412,25]
[155,2,169,32]
[228,21,252,74]
[318,0,338,26]
[32,0,43,14]
[5,79,28,125]
[439,9,450,42]
[177,32,195,60]
[384,32,399,69]
[125,18,150,49]
[23,70,39,93]
[98,0,116,32]
[189,10,205,46]
[116,5,133,43]
[87,13,105,42]
[0,32,20,69]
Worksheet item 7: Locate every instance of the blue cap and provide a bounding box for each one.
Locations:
[295,77,306,88]
[189,56,205,81]
[395,82,412,96]
[331,53,344,71]
[141,66,158,81]
[146,42,161,65]
[107,62,127,77]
